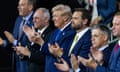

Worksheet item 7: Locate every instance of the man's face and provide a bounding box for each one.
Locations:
[52,11,66,29]
[71,12,83,30]
[92,29,107,48]
[112,16,120,37]
[33,10,47,29]
[17,0,32,16]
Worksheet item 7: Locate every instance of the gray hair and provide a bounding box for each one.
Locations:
[91,24,111,41]
[37,8,50,20]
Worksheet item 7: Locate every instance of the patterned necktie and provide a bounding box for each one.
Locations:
[18,19,26,40]
[68,34,79,56]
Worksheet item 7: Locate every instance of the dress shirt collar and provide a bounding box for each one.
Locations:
[37,25,48,34]
[98,44,109,51]
[23,11,33,21]
[118,40,120,46]
[60,21,71,31]
[76,27,90,40]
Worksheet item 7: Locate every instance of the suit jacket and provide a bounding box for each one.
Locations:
[86,42,115,72]
[12,12,34,72]
[95,42,120,72]
[97,0,116,25]
[70,29,92,72]
[41,23,76,72]
[28,24,56,72]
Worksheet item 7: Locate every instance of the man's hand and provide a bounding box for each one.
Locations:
[4,31,15,44]
[23,25,35,42]
[0,37,4,45]
[70,54,79,71]
[90,46,103,64]
[78,54,98,70]
[54,58,70,72]
[90,16,102,27]
[48,43,63,58]
[14,44,31,56]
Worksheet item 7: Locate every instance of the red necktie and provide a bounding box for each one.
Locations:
[114,43,119,53]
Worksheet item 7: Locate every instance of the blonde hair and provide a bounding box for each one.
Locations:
[52,4,72,19]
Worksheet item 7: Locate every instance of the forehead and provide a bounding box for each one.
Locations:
[19,0,28,4]
[92,29,102,35]
[113,16,120,23]
[52,11,63,16]
[72,11,82,17]
[34,10,44,17]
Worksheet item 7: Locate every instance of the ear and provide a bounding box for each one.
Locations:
[83,19,88,25]
[63,16,69,22]
[103,34,108,41]
[29,5,33,11]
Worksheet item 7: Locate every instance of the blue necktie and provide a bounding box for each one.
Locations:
[18,19,26,40]
[55,30,62,41]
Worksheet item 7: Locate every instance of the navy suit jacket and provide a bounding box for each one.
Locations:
[86,42,115,72]
[70,29,92,72]
[12,13,34,72]
[96,42,120,72]
[41,24,76,72]
[97,0,116,25]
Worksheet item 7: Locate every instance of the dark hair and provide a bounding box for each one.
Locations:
[74,8,92,26]
[92,24,111,41]
[28,0,36,9]
[114,11,120,16]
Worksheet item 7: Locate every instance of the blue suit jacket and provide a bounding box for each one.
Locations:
[96,42,120,72]
[41,24,76,72]
[70,29,92,72]
[86,42,115,72]
[12,13,34,72]
[97,0,116,25]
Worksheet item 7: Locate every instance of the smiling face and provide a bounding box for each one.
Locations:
[52,11,66,29]
[33,9,48,29]
[112,15,120,39]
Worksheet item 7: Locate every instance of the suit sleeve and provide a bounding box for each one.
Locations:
[98,0,116,21]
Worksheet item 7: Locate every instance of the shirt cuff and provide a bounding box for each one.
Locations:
[75,68,81,72]
[13,40,18,46]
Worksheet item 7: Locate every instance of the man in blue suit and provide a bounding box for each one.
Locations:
[20,4,75,72]
[78,12,120,72]
[50,8,92,72]
[14,7,56,72]
[0,0,35,72]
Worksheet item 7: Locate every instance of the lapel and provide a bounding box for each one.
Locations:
[19,13,34,40]
[71,29,91,55]
[109,45,120,69]
[57,24,76,44]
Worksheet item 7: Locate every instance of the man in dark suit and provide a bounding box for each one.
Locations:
[0,0,35,72]
[15,8,56,72]
[42,4,76,72]
[15,4,75,72]
[50,8,92,72]
[78,12,120,72]
[84,24,115,72]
